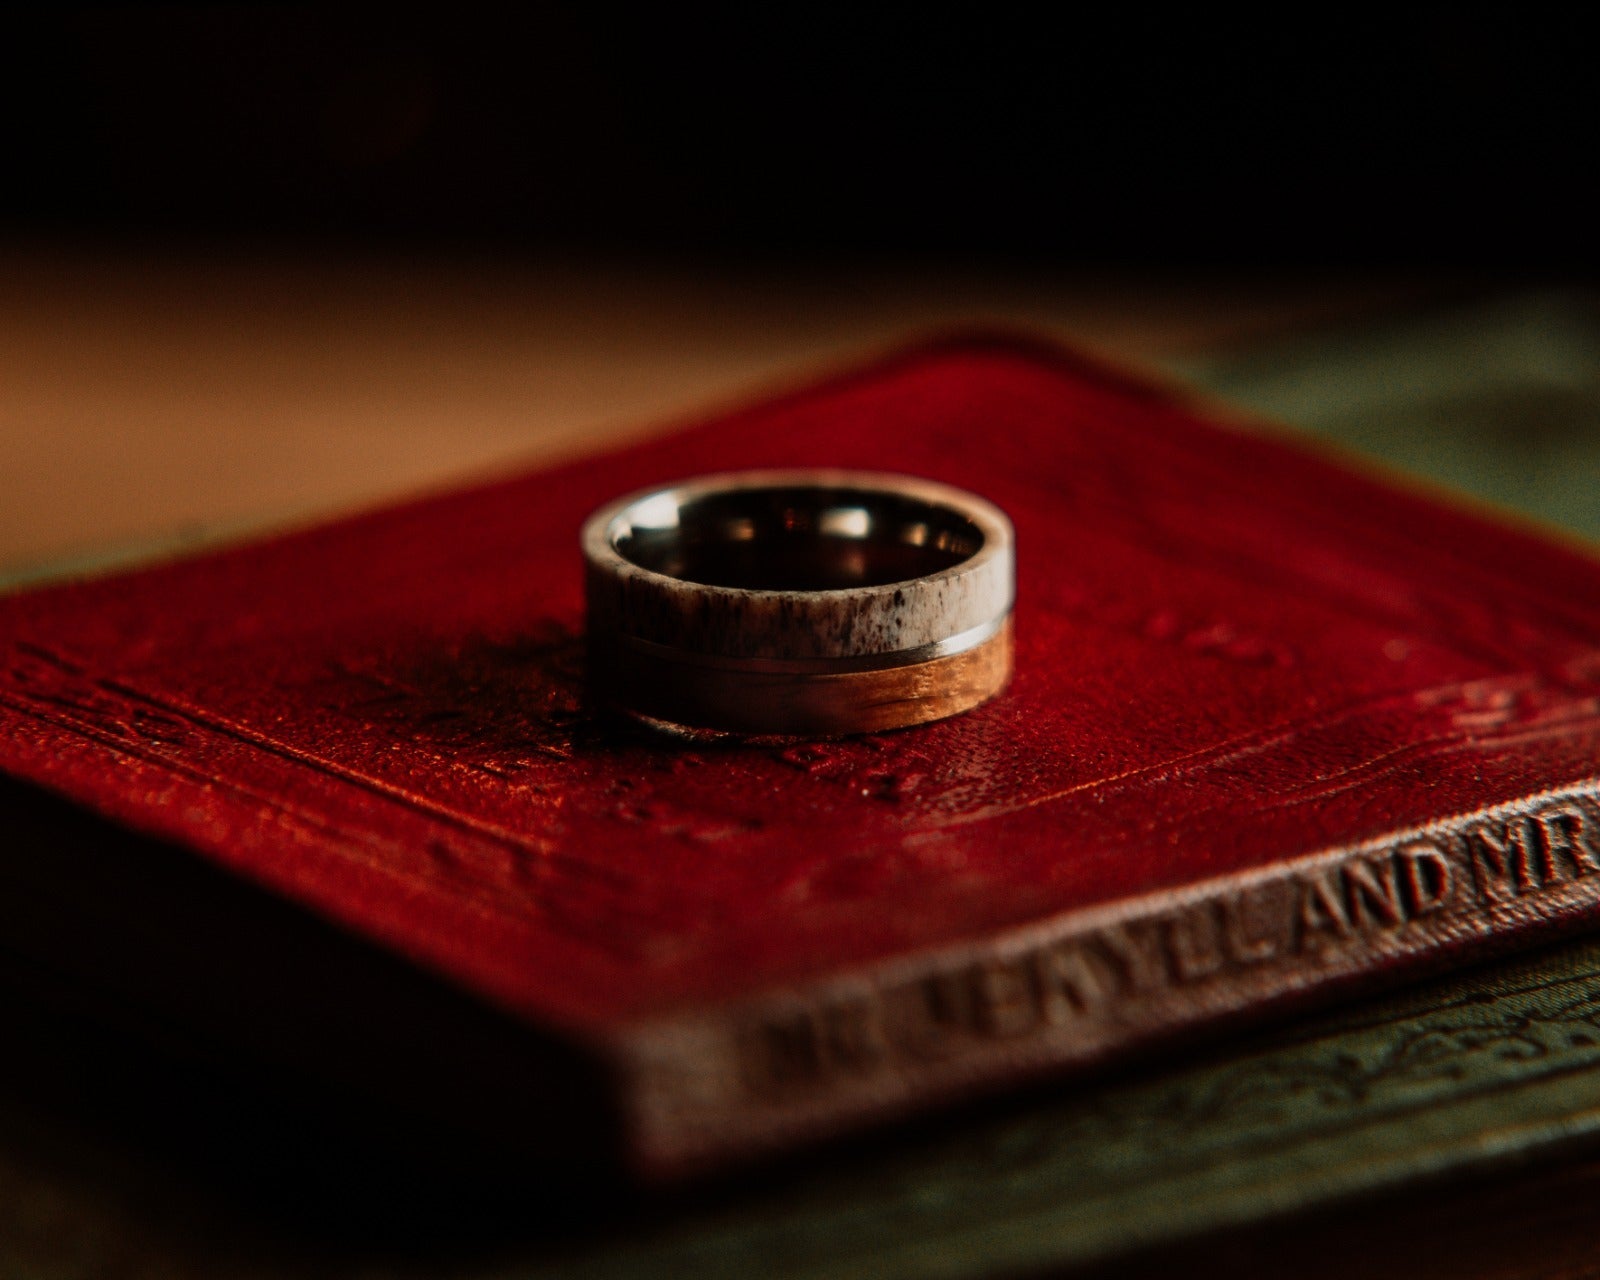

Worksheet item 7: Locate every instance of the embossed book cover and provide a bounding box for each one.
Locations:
[3,335,1599,1176]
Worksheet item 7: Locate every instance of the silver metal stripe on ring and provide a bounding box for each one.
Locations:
[610,610,1011,676]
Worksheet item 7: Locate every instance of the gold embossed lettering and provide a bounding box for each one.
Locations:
[1165,904,1225,983]
[1344,855,1406,927]
[1034,942,1106,1023]
[1297,870,1352,948]
[970,957,1039,1036]
[1535,808,1600,880]
[1465,820,1539,901]
[1221,886,1284,963]
[1096,922,1168,991]
[731,788,1600,1106]
[882,971,969,1061]
[1399,842,1454,915]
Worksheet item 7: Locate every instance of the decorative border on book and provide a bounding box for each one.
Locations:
[7,635,1600,1173]
[622,781,1600,1173]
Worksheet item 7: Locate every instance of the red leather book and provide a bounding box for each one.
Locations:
[3,335,1600,1178]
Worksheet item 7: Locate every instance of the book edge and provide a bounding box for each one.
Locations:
[612,779,1600,1175]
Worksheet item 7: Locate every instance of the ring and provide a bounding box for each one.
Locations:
[581,470,1014,736]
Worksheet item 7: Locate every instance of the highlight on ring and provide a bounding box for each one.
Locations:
[582,470,1015,737]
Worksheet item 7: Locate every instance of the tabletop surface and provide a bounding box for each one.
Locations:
[5,249,1598,1279]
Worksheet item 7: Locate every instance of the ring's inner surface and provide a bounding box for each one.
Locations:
[613,486,985,591]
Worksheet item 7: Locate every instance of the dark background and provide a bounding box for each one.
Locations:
[2,6,1593,268]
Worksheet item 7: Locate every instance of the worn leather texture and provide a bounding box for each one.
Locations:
[3,335,1599,1173]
